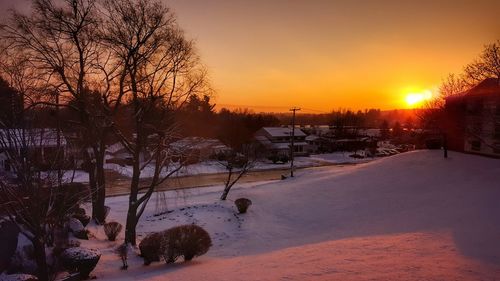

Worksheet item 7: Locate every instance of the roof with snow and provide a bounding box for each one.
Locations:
[0,128,67,148]
[447,78,500,101]
[259,127,306,137]
[466,78,500,97]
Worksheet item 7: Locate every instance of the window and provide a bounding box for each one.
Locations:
[470,140,481,151]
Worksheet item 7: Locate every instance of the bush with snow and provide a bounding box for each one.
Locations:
[139,225,211,265]
[60,247,100,279]
[72,208,90,227]
[139,232,164,265]
[103,222,122,241]
[73,230,89,240]
[0,221,19,273]
[162,225,212,263]
[67,218,84,234]
[234,198,252,214]
[0,273,38,281]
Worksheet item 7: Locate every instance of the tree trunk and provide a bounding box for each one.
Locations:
[220,167,233,200]
[32,236,49,281]
[94,148,107,223]
[220,186,230,201]
[124,205,138,245]
[125,143,141,245]
[87,158,101,222]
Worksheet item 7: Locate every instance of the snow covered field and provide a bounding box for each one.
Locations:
[104,151,372,178]
[83,150,500,280]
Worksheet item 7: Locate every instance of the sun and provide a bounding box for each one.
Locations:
[405,90,432,107]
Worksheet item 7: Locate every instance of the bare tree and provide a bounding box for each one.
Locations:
[463,40,500,85]
[100,0,209,245]
[219,144,259,201]
[0,0,114,223]
[0,116,87,281]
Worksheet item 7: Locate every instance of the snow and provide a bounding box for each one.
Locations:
[258,127,307,137]
[104,152,372,178]
[62,247,101,260]
[0,273,38,281]
[68,218,84,233]
[81,150,500,280]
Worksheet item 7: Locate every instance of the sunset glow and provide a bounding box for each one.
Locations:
[405,90,433,108]
[1,0,499,111]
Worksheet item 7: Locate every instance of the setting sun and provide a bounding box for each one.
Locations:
[405,90,433,107]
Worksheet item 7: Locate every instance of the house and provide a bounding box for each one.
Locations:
[254,127,308,157]
[170,137,232,163]
[444,78,500,157]
[0,128,68,172]
[106,137,232,166]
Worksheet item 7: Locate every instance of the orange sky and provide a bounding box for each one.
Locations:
[1,0,499,112]
[168,0,500,112]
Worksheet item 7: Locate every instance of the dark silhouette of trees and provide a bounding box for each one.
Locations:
[1,0,112,223]
[0,77,23,126]
[100,0,209,245]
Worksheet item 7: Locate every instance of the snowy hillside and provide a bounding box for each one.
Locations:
[83,150,500,280]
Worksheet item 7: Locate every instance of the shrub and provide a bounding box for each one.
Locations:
[115,243,128,270]
[60,247,101,279]
[73,230,89,240]
[0,221,19,273]
[73,207,86,217]
[162,225,212,263]
[234,198,252,214]
[138,232,164,265]
[73,214,91,227]
[103,222,123,241]
[67,218,84,234]
[0,274,39,281]
[279,154,289,163]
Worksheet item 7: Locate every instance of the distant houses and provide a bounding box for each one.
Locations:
[445,78,500,157]
[0,128,68,172]
[254,127,309,158]
[105,137,232,166]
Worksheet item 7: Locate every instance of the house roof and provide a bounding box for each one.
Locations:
[467,78,500,96]
[444,78,500,103]
[259,127,306,137]
[0,128,67,148]
[465,78,500,97]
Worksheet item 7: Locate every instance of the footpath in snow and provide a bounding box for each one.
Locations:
[82,150,500,280]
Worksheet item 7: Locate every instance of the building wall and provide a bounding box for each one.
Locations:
[463,96,500,157]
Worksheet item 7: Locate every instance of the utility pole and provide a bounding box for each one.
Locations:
[289,107,301,177]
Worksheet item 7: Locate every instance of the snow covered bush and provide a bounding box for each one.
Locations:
[139,232,165,265]
[0,221,19,273]
[60,248,100,279]
[235,198,252,214]
[162,225,212,263]
[72,208,90,227]
[73,230,89,240]
[0,273,38,281]
[67,218,84,234]
[103,222,122,241]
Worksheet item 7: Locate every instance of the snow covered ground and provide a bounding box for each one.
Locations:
[82,150,500,280]
[104,151,373,178]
